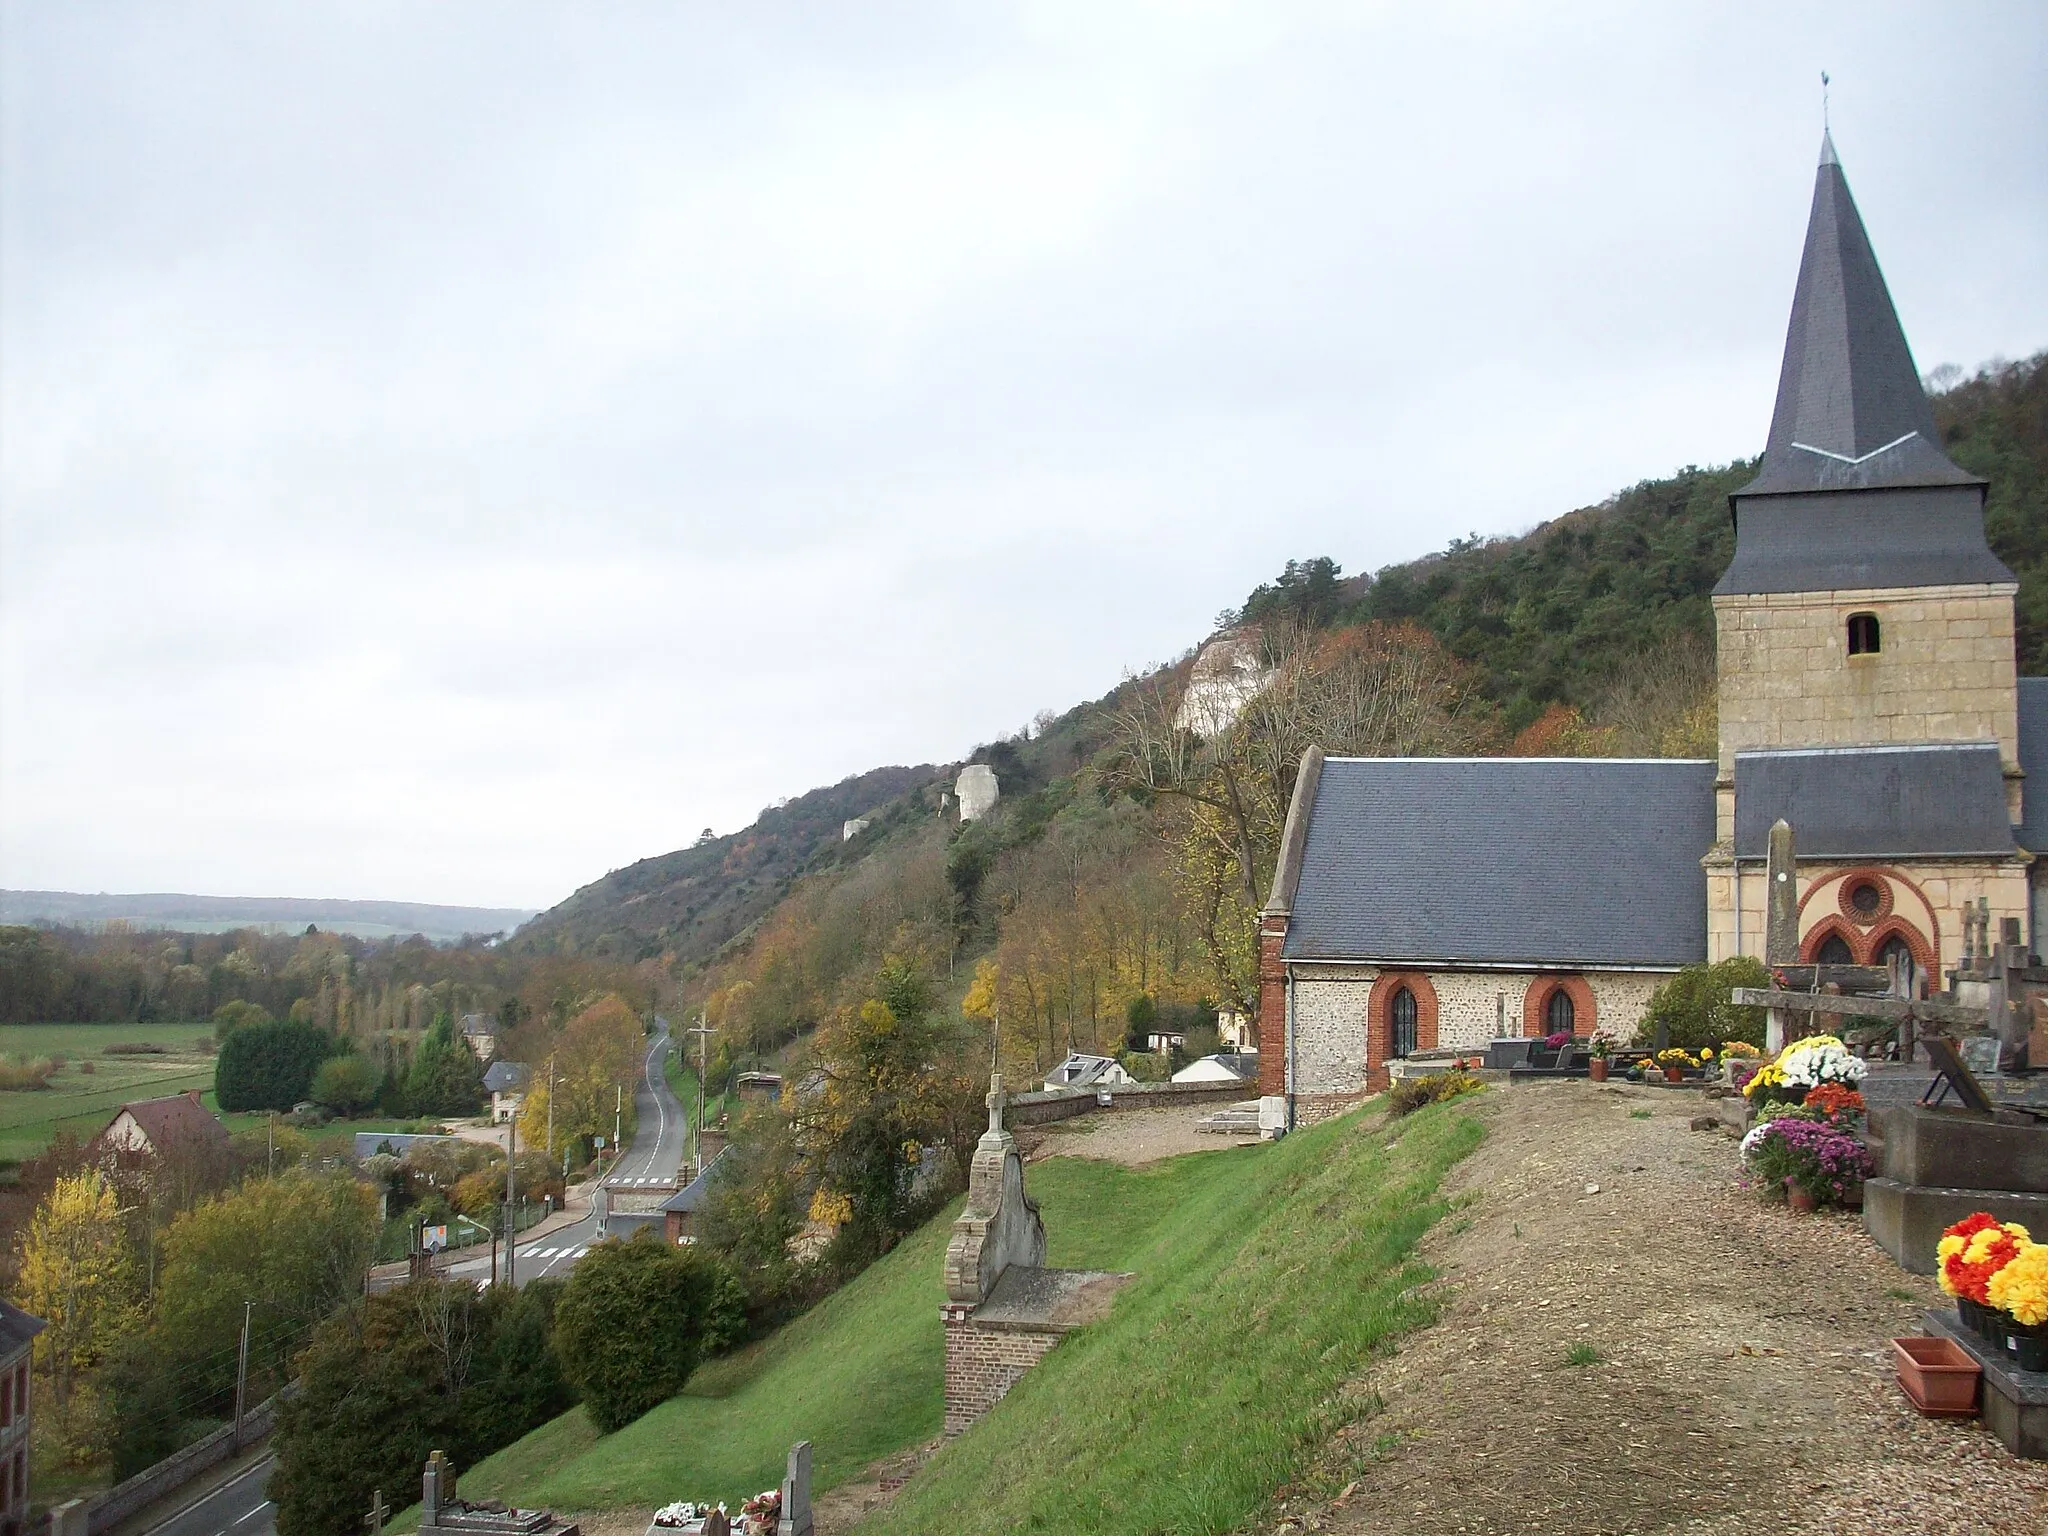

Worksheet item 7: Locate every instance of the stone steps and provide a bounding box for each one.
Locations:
[1197,1101,1263,1134]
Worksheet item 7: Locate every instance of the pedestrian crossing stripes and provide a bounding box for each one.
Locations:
[517,1246,591,1260]
[602,1176,676,1187]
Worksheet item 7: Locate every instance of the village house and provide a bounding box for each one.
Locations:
[1259,133,2048,1127]
[483,1060,530,1124]
[0,1301,43,1536]
[1172,1052,1259,1086]
[661,1146,727,1245]
[459,1014,500,1062]
[93,1090,232,1161]
[1042,1052,1135,1093]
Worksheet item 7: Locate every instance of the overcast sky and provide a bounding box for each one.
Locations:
[3,3,2044,912]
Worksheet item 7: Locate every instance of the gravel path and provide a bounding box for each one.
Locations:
[1271,1080,2048,1536]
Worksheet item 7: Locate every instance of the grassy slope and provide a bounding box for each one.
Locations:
[444,1096,1485,1532]
[0,1021,218,1159]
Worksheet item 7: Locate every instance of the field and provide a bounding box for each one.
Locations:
[435,1093,1485,1533]
[0,1021,219,1161]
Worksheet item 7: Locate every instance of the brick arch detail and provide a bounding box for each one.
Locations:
[1799,916,1864,964]
[1367,972,1440,1074]
[1522,975,1596,1038]
[1794,866,1944,970]
[1862,918,1936,975]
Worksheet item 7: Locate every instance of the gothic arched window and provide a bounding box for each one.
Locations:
[1390,986,1418,1059]
[1544,987,1575,1036]
[1875,933,1918,993]
[1816,934,1855,965]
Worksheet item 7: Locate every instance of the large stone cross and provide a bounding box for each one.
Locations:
[985,1073,1008,1136]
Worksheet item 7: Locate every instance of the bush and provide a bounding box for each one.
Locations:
[0,1056,56,1091]
[215,1020,334,1111]
[452,1169,506,1220]
[552,1229,746,1431]
[1635,957,1770,1051]
[103,1042,168,1056]
[211,999,274,1044]
[1387,1071,1483,1117]
[310,1054,380,1116]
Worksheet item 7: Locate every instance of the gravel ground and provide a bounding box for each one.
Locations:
[1269,1080,2048,1536]
[1021,1102,1261,1166]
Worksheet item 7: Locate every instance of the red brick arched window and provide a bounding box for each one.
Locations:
[1368,972,1439,1074]
[1800,917,1862,965]
[1522,975,1596,1038]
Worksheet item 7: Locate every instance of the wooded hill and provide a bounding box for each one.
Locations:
[512,356,2048,1036]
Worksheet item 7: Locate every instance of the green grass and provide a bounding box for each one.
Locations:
[0,1022,218,1160]
[1565,1343,1602,1367]
[1629,1109,1653,1120]
[442,1094,1485,1534]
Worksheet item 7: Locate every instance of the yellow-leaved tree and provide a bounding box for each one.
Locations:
[18,1167,142,1465]
[519,994,643,1159]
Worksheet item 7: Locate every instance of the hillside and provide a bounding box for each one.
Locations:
[516,354,2047,974]
[413,1094,1485,1529]
[511,764,937,961]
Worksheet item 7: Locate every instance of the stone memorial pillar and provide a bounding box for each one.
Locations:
[1764,818,1797,1052]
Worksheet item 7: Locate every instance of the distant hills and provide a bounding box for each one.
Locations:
[0,890,535,944]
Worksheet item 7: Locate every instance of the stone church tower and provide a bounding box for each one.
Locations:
[1702,131,2030,979]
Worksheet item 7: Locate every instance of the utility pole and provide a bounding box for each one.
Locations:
[545,1055,555,1165]
[502,1112,517,1288]
[233,1301,253,1449]
[682,1015,718,1177]
[614,1085,622,1167]
[267,1112,275,1178]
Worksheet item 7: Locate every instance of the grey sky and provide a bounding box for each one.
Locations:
[3,3,2044,909]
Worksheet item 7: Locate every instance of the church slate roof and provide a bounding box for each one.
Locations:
[1281,757,1717,968]
[1714,134,2009,596]
[1732,743,2013,859]
[2013,679,2048,853]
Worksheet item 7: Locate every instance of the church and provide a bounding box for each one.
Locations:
[1255,133,2048,1128]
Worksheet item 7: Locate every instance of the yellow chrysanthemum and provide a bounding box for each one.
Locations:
[1987,1243,2048,1327]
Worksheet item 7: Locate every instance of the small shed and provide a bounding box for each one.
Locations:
[662,1147,729,1244]
[734,1071,784,1102]
[1171,1052,1259,1085]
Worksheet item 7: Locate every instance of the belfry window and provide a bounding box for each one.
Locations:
[1847,612,1881,655]
[1544,987,1575,1037]
[1390,986,1418,1059]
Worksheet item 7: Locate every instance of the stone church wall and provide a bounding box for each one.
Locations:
[1713,583,2020,789]
[1287,966,1670,1102]
[1703,858,2030,971]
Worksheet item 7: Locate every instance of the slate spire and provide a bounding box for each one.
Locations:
[1740,132,1977,496]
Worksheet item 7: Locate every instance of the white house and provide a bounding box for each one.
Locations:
[1171,1052,1260,1085]
[1043,1053,1135,1093]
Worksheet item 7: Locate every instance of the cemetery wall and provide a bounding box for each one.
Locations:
[1006,1080,1244,1127]
[941,1307,1062,1436]
[1712,582,2021,790]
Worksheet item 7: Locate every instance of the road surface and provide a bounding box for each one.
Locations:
[443,1021,687,1287]
[139,1453,274,1536]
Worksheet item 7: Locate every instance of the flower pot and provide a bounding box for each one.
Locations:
[1786,1183,1818,1214]
[1892,1335,1981,1416]
[1588,1058,1609,1082]
[1663,1065,1684,1083]
[2011,1327,2048,1374]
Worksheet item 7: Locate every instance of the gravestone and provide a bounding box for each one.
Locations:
[777,1442,812,1536]
[419,1451,578,1536]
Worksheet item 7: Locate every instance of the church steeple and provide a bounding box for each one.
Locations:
[1740,132,1978,497]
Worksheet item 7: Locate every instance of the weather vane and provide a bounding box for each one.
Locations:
[1821,70,1830,132]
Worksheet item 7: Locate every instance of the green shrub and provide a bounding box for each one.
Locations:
[1387,1071,1483,1117]
[309,1053,380,1115]
[552,1229,746,1432]
[214,1019,334,1111]
[1635,957,1769,1050]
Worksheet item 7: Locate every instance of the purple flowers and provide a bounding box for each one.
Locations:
[1741,1114,1873,1205]
[1543,1030,1572,1049]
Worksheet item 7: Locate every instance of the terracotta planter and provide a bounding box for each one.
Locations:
[1786,1182,1818,1214]
[1663,1065,1684,1083]
[1588,1058,1610,1082]
[1892,1335,1981,1416]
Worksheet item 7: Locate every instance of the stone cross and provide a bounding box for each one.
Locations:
[777,1440,813,1536]
[1764,819,1797,1052]
[985,1073,1008,1136]
[365,1491,389,1536]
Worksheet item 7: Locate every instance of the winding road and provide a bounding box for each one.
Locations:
[443,1019,687,1287]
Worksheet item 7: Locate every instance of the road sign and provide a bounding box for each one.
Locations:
[422,1224,449,1254]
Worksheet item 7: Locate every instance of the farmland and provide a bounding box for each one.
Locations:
[0,1021,218,1161]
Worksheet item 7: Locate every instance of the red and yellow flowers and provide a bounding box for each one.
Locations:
[1938,1212,2032,1304]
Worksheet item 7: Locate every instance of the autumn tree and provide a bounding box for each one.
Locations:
[1101,621,1483,1013]
[17,1168,142,1463]
[517,994,643,1159]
